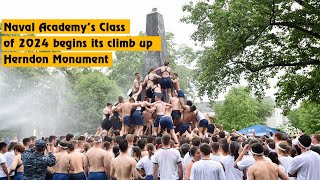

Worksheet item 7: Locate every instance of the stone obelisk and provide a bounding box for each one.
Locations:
[143,8,169,77]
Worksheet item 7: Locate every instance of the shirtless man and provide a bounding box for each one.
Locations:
[143,68,162,102]
[131,72,142,101]
[145,94,171,135]
[102,103,113,132]
[52,141,75,180]
[110,139,138,180]
[248,142,289,180]
[116,98,143,135]
[190,105,209,138]
[169,91,182,128]
[85,136,109,180]
[113,96,126,135]
[68,143,88,180]
[180,100,197,134]
[172,73,185,101]
[159,105,179,144]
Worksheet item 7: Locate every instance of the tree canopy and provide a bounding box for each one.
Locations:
[181,0,320,111]
[288,101,320,134]
[212,87,274,131]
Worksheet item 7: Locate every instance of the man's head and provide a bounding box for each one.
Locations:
[30,136,37,145]
[186,100,193,106]
[164,60,169,66]
[312,134,320,145]
[190,105,197,112]
[199,143,211,157]
[135,72,140,80]
[0,142,8,153]
[161,134,171,146]
[298,135,312,150]
[191,137,201,147]
[94,136,103,146]
[126,134,134,143]
[22,138,31,148]
[8,142,17,152]
[211,142,220,153]
[129,98,135,103]
[35,139,47,153]
[107,103,113,108]
[250,142,264,157]
[66,134,74,142]
[119,139,129,153]
[118,96,124,103]
[58,141,69,151]
[49,136,57,145]
[172,73,178,80]
[274,132,284,142]
[155,94,162,101]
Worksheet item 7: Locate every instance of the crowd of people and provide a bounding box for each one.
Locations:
[0,60,320,180]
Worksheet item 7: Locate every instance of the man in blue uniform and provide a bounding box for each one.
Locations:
[22,140,56,180]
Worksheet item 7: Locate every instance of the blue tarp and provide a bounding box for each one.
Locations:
[237,124,287,137]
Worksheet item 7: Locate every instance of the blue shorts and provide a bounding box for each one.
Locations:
[160,116,174,130]
[0,178,7,180]
[53,173,70,180]
[154,115,163,127]
[132,110,143,126]
[177,90,185,98]
[207,124,215,133]
[199,119,209,128]
[145,175,153,180]
[124,116,131,126]
[161,77,173,89]
[179,123,191,134]
[88,172,107,180]
[15,172,23,180]
[70,172,86,180]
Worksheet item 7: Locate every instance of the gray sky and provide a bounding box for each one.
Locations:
[0,0,278,101]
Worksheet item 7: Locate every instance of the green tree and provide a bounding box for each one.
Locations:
[288,101,320,134]
[73,71,121,132]
[212,87,274,131]
[181,0,320,111]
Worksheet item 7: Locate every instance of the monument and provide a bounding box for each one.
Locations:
[143,8,170,77]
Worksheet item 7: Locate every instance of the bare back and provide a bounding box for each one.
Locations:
[53,152,71,174]
[182,107,196,123]
[172,78,181,91]
[119,103,133,116]
[69,151,87,174]
[154,102,166,115]
[248,160,280,180]
[160,66,171,77]
[111,155,136,180]
[86,147,107,172]
[170,97,181,111]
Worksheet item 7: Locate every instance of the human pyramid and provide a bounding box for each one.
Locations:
[101,60,215,143]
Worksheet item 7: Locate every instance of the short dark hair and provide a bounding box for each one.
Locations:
[221,142,229,153]
[0,142,7,151]
[202,138,210,144]
[189,146,198,157]
[135,72,140,76]
[180,144,190,157]
[119,139,129,152]
[30,136,37,141]
[103,142,111,150]
[186,100,193,106]
[268,142,275,149]
[68,143,75,151]
[211,142,220,152]
[219,131,226,139]
[200,143,211,156]
[173,73,178,77]
[162,134,171,146]
[192,137,201,147]
[8,142,17,151]
[49,136,57,143]
[78,136,86,141]
[298,135,312,148]
[190,105,197,112]
[118,96,124,102]
[137,139,147,150]
[107,103,112,106]
[146,136,154,144]
[251,142,264,155]
[66,134,74,141]
[22,138,31,146]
